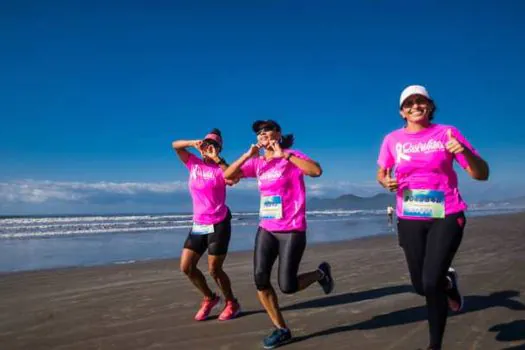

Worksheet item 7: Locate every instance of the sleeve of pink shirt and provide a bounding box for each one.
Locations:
[240,157,257,178]
[449,127,480,169]
[377,135,395,169]
[288,149,314,175]
[289,149,311,161]
[183,153,199,170]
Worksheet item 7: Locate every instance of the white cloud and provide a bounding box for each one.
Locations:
[0,179,378,204]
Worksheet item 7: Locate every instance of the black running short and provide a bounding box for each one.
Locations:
[183,210,232,256]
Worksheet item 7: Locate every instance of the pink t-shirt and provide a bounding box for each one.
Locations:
[241,149,309,232]
[377,124,479,220]
[184,154,229,225]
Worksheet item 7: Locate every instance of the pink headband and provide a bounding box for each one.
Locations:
[204,133,222,147]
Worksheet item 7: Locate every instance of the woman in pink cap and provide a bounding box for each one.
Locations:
[224,120,334,349]
[172,128,241,321]
[377,85,489,350]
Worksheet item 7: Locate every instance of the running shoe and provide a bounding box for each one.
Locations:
[218,298,241,321]
[263,327,292,349]
[446,267,464,312]
[318,262,334,295]
[194,293,220,321]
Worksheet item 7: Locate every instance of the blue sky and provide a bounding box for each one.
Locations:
[1,1,524,214]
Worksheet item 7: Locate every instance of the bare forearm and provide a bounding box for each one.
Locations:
[286,153,322,177]
[463,149,489,180]
[377,169,387,188]
[224,154,251,179]
[172,140,196,149]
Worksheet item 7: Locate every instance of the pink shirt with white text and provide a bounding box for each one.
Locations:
[241,150,309,232]
[185,154,228,225]
[377,124,479,220]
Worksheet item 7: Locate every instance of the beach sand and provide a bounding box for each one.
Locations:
[1,213,524,350]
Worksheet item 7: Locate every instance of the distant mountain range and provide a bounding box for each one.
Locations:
[306,193,525,211]
[475,195,525,207]
[307,193,395,210]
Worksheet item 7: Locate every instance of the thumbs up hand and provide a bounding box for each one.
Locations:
[445,129,465,154]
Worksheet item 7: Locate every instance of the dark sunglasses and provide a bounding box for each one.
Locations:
[256,126,277,135]
[402,96,429,108]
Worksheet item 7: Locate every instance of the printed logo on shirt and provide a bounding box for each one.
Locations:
[190,165,215,181]
[395,139,444,163]
[258,169,283,182]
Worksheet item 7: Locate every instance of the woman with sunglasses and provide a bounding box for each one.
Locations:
[172,128,241,322]
[377,85,489,350]
[224,120,334,349]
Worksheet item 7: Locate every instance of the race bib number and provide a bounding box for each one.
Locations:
[260,195,283,220]
[402,189,445,219]
[191,223,214,235]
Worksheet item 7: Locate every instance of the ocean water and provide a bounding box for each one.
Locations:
[0,207,523,273]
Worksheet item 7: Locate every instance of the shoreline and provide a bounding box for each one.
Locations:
[1,213,524,349]
[1,210,523,275]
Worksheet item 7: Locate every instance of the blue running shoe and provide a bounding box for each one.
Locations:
[263,328,292,349]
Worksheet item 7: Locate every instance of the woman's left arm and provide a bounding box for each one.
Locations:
[284,152,323,177]
[446,129,489,181]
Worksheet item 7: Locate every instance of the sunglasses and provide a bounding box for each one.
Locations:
[256,126,277,135]
[201,140,221,150]
[402,96,429,108]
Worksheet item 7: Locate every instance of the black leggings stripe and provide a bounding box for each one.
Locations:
[253,227,306,294]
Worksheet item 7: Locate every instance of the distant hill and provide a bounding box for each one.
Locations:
[307,193,395,210]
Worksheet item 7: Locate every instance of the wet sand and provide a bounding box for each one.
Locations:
[1,213,524,350]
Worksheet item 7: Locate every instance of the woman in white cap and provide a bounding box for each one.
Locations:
[376,86,489,349]
[172,128,241,322]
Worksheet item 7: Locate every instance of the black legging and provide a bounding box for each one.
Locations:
[397,212,465,349]
[253,227,306,294]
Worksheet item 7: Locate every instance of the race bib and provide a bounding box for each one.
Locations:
[260,195,283,220]
[191,223,214,235]
[402,189,445,219]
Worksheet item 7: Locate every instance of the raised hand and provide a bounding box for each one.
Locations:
[445,129,465,154]
[244,143,261,158]
[192,140,203,151]
[268,140,285,159]
[202,144,219,162]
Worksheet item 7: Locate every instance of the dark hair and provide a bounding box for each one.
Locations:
[428,100,437,121]
[280,134,294,149]
[202,128,222,151]
[252,119,294,149]
[209,128,221,137]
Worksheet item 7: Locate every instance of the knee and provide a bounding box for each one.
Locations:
[180,262,193,276]
[208,265,222,279]
[412,282,425,296]
[279,281,298,295]
[254,271,271,291]
[422,278,441,296]
[408,275,425,296]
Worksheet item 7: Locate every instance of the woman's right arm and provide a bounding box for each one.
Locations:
[172,140,201,164]
[376,135,397,191]
[377,167,398,192]
[223,144,260,180]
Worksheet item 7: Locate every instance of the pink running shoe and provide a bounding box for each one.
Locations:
[194,294,220,321]
[218,299,241,321]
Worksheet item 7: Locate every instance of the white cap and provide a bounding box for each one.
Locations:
[399,85,430,107]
